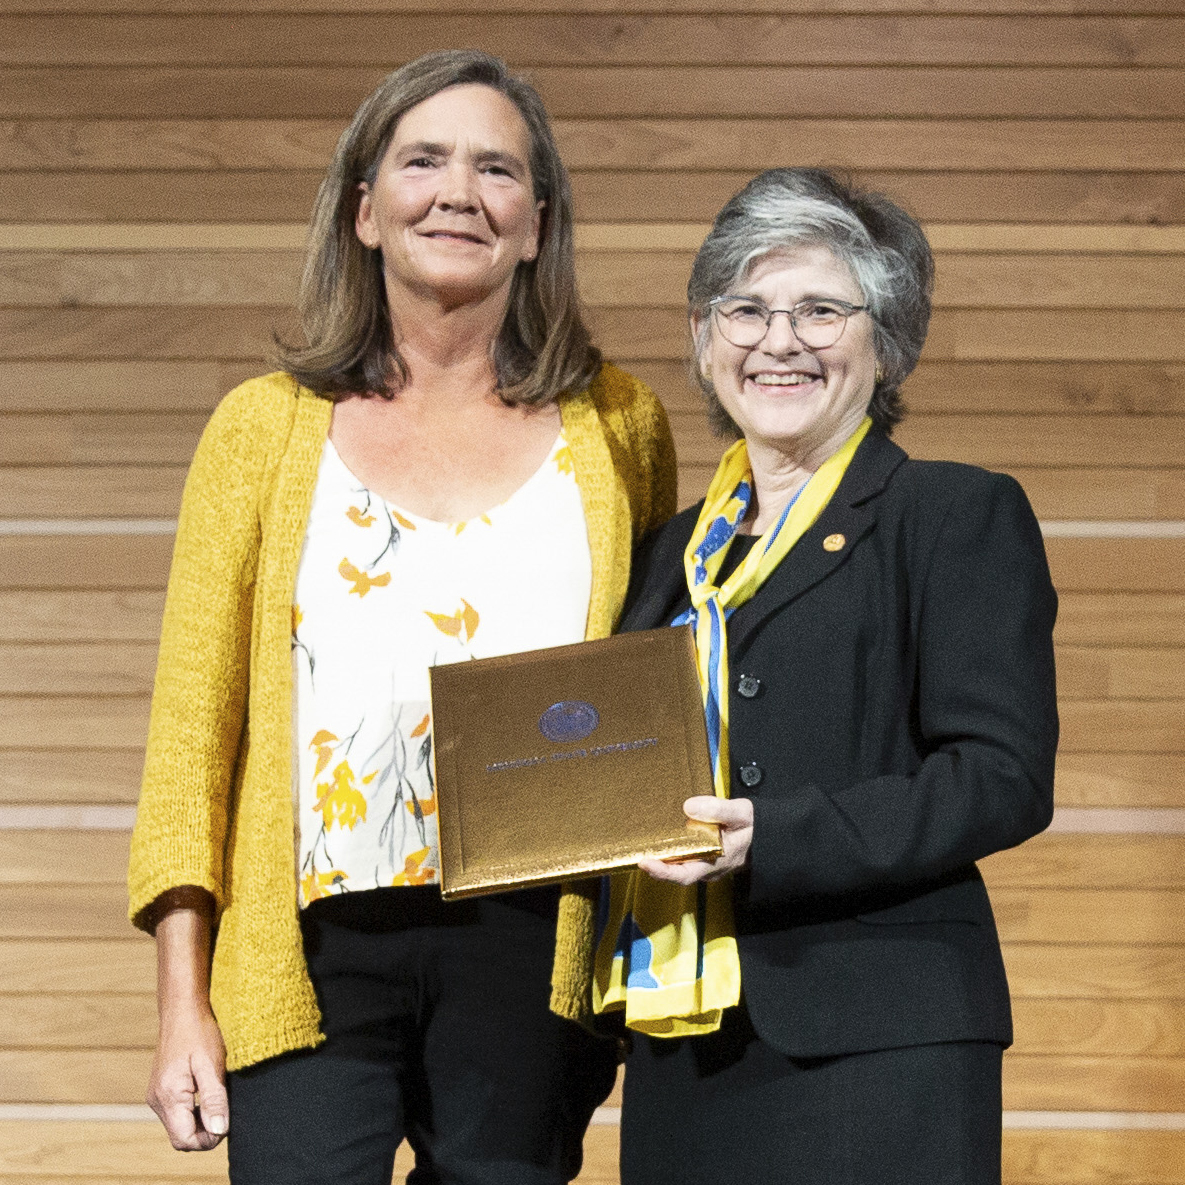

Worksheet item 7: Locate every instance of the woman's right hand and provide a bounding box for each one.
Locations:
[148,1001,229,1150]
[148,897,228,1149]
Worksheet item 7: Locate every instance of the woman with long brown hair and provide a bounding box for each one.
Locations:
[128,50,675,1184]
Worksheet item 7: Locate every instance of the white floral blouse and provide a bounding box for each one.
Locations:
[292,433,592,905]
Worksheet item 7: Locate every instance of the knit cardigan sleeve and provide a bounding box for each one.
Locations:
[128,379,283,930]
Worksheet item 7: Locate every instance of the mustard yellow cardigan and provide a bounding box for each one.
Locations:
[128,365,676,1071]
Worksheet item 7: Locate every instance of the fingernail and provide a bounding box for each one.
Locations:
[208,1115,228,1135]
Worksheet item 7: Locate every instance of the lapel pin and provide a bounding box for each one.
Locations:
[823,533,846,552]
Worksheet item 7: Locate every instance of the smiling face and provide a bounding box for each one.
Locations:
[355,83,543,308]
[695,245,879,465]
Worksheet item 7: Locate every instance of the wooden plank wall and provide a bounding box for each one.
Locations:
[2,1,1184,1181]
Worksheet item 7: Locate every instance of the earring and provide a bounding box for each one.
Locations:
[875,365,884,384]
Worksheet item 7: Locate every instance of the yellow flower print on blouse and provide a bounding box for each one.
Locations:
[392,846,435,886]
[313,759,367,831]
[347,505,375,528]
[301,867,348,902]
[308,728,338,778]
[425,599,479,643]
[339,558,391,597]
[391,508,417,531]
[554,445,575,476]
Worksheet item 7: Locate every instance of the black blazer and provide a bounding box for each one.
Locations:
[619,430,1058,1060]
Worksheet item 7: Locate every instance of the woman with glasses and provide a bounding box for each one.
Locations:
[580,168,1058,1184]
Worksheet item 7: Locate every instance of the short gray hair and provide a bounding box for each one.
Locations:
[688,168,933,435]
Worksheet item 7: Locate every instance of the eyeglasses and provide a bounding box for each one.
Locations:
[708,295,868,350]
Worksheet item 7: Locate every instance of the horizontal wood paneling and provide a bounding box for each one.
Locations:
[1011,1000,1185,1058]
[4,17,1185,68]
[0,1125,1178,1185]
[6,360,1183,417]
[3,694,1182,751]
[1005,944,1185,1000]
[5,118,1185,172]
[5,170,1185,226]
[0,593,165,642]
[982,836,1185,891]
[5,0,1185,13]
[7,937,1184,1005]
[1004,1054,1185,1111]
[1059,701,1185,752]
[4,881,1181,945]
[6,638,1183,699]
[1056,754,1185,809]
[0,940,151,994]
[8,993,1185,1058]
[6,66,1185,120]
[2,1046,1182,1110]
[3,538,1181,598]
[5,249,1185,310]
[0,698,149,750]
[4,307,1185,363]
[0,995,154,1049]
[7,411,1182,471]
[0,467,186,518]
[9,462,1185,521]
[1057,595,1185,648]
[12,830,1184,893]
[0,831,130,884]
[993,889,1185,944]
[0,1119,228,1178]
[0,750,145,805]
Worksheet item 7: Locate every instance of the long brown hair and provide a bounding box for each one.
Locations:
[277,50,600,405]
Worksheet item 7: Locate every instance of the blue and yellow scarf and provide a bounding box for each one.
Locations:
[593,417,871,1036]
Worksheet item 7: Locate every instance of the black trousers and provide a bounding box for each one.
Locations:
[226,887,618,1185]
[621,1002,1004,1185]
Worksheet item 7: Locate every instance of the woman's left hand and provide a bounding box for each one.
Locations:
[638,796,754,884]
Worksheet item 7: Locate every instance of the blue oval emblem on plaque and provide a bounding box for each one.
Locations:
[539,700,600,744]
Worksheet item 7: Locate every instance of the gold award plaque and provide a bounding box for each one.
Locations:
[429,626,721,899]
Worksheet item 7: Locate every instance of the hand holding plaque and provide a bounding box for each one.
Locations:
[429,626,721,899]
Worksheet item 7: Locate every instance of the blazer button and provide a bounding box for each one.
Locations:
[738,763,763,788]
[736,673,761,699]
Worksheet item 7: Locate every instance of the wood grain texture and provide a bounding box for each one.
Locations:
[1045,540,1185,593]
[1003,1128,1185,1185]
[1057,595,1185,648]
[0,1118,227,1177]
[5,307,1185,364]
[0,831,130,885]
[0,466,186,518]
[9,409,1183,472]
[1004,1054,1185,1111]
[0,995,154,1049]
[1055,647,1185,700]
[1056,754,1185,809]
[7,66,1185,120]
[0,698,149,750]
[1059,701,1185,752]
[0,750,144,805]
[982,835,1185,891]
[0,940,152,994]
[0,536,173,591]
[5,118,1185,172]
[16,461,1185,521]
[5,360,1185,417]
[993,888,1185,944]
[1004,943,1185,1001]
[6,249,1185,311]
[3,881,1179,945]
[1012,999,1185,1058]
[3,16,1185,68]
[5,170,1185,226]
[0,642,157,695]
[0,592,165,643]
